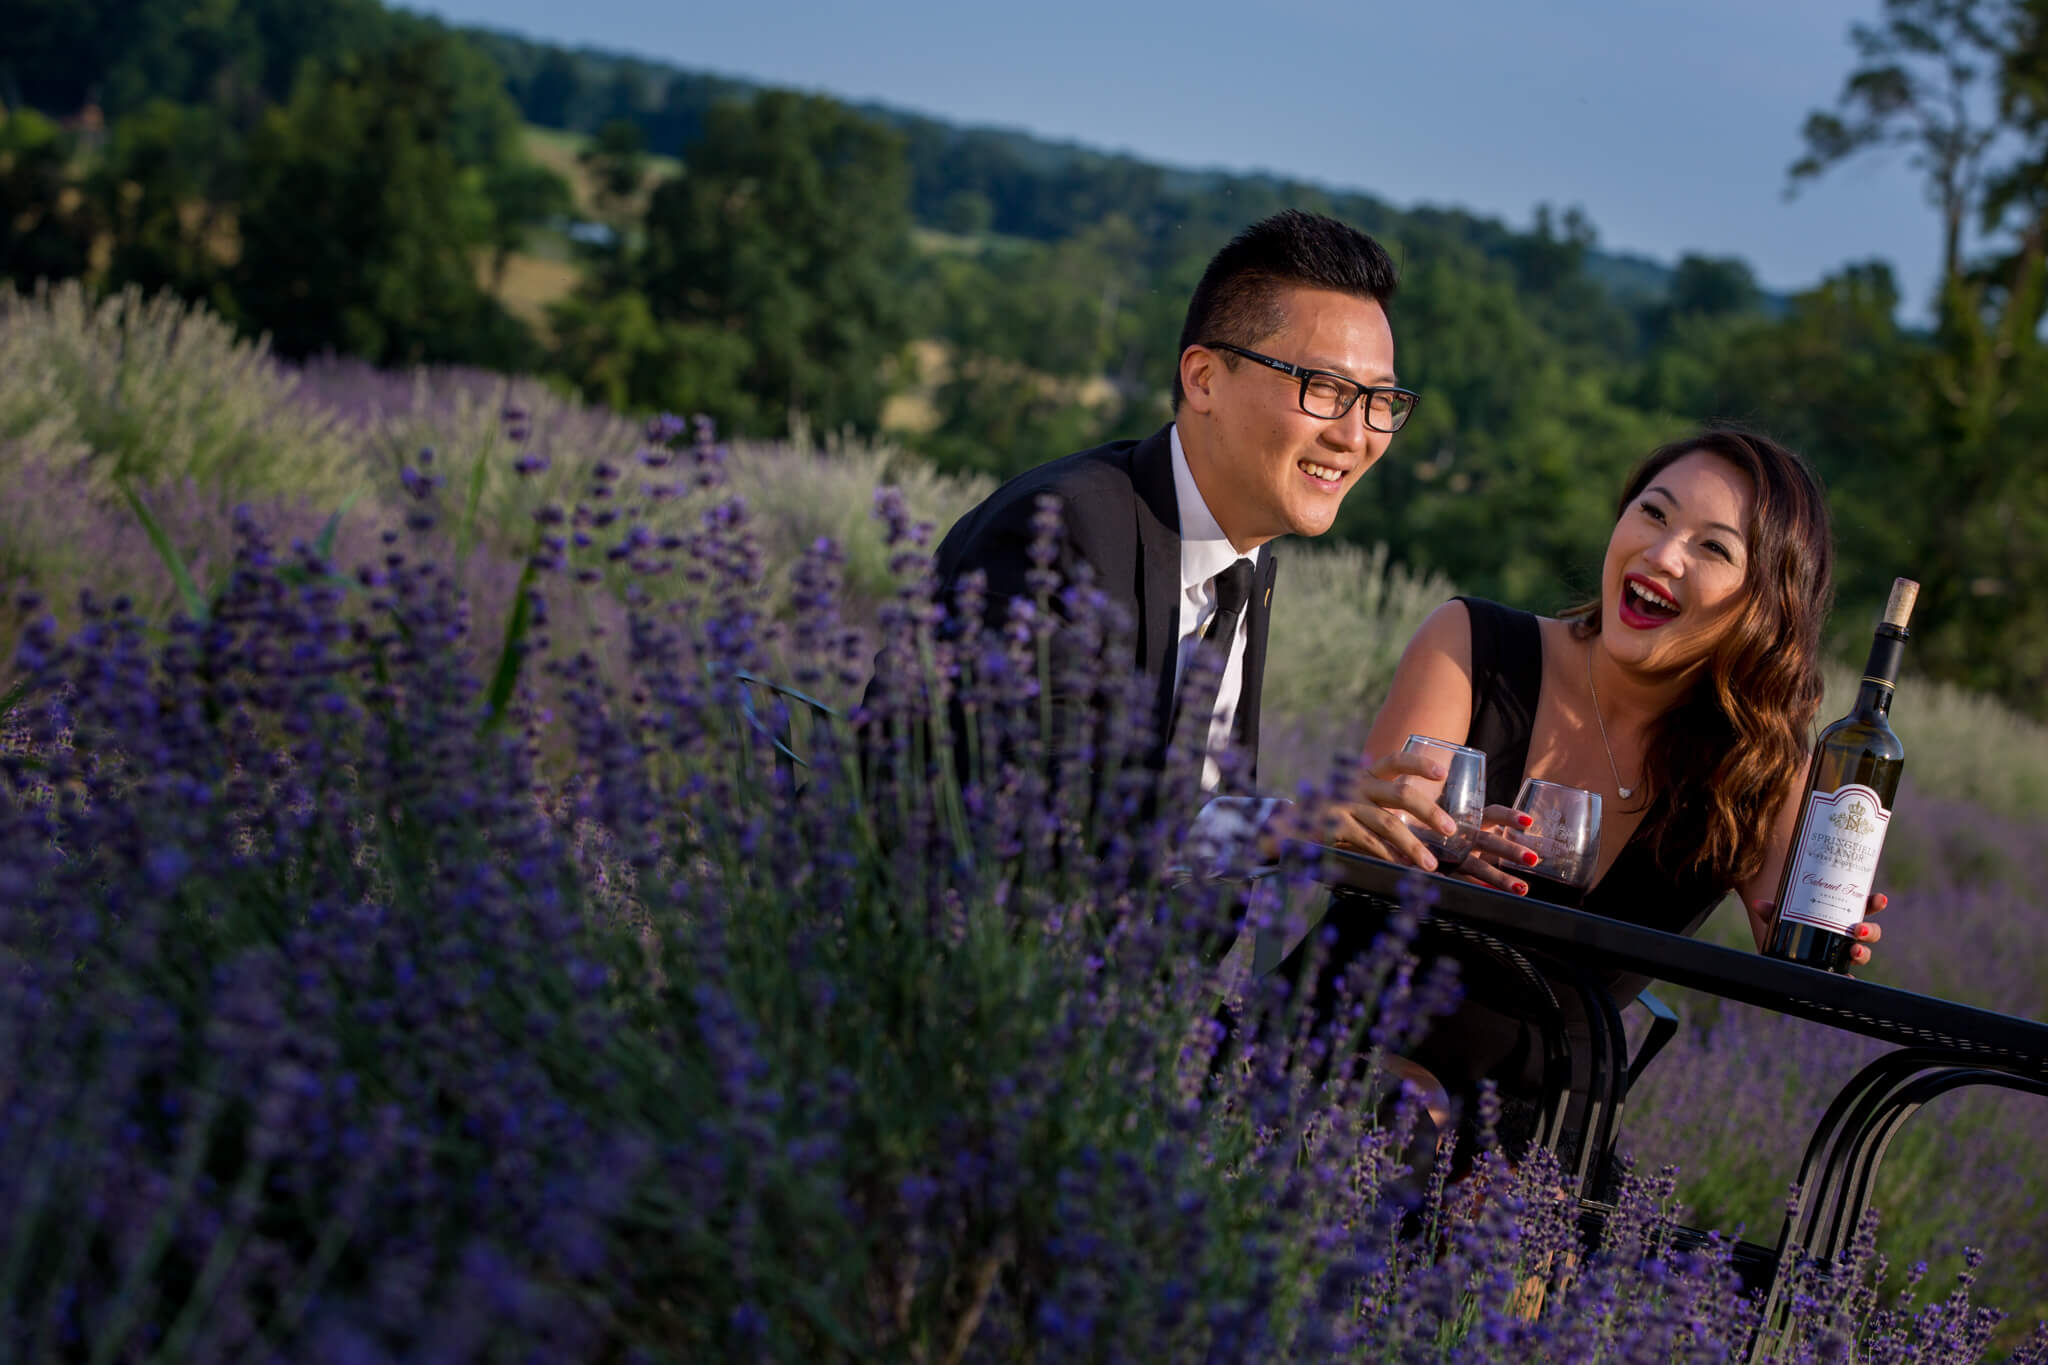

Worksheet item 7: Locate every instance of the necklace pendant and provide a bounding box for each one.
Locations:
[1617,785,1634,800]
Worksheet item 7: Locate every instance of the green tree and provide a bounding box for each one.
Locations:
[89,99,237,302]
[228,38,532,367]
[480,157,574,294]
[1636,253,1767,351]
[1788,0,2005,290]
[523,48,582,129]
[0,105,96,289]
[938,189,992,237]
[1358,244,1678,603]
[3,0,402,125]
[639,91,916,436]
[1668,254,1764,319]
[928,222,1147,383]
[1976,0,2048,313]
[548,288,755,422]
[918,359,1110,479]
[1645,265,1926,612]
[1915,236,2048,700]
[908,218,1160,478]
[1503,204,1640,359]
[580,118,648,223]
[414,30,530,170]
[574,118,648,294]
[1792,0,2048,710]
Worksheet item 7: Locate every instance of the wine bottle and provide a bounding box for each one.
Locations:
[1764,578,1918,972]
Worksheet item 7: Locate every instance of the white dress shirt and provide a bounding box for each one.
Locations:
[1168,425,1257,794]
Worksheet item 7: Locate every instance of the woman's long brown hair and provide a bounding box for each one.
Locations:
[1563,428,1835,890]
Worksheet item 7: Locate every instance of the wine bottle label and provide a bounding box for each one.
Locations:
[1777,782,1890,934]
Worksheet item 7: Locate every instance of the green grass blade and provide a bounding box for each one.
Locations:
[119,483,209,624]
[457,451,490,565]
[313,489,364,563]
[278,491,368,592]
[480,555,539,734]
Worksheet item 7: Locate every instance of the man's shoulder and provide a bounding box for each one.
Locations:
[938,427,1169,553]
[979,433,1154,510]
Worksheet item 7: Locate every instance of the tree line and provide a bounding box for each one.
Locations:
[5,0,2048,715]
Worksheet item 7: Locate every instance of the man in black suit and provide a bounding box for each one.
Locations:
[869,210,1463,863]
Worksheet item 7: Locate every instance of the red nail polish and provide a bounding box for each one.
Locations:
[1517,814,1534,827]
[1522,850,1540,866]
[1512,882,1528,895]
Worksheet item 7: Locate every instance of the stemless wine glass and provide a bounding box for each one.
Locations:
[1396,735,1486,868]
[1512,778,1603,907]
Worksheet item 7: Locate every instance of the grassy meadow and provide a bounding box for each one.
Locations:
[470,125,689,340]
[4,281,2046,1356]
[520,124,684,217]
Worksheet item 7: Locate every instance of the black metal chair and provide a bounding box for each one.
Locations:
[1259,890,1684,1204]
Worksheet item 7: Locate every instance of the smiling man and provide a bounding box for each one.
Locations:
[886,210,1419,799]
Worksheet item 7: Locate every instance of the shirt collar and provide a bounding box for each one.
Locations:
[1169,424,1246,593]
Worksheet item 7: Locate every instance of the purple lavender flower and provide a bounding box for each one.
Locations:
[1,379,2037,1363]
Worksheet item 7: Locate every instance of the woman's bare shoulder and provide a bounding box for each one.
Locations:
[1364,600,1480,757]
[1531,612,1580,665]
[1408,598,1475,656]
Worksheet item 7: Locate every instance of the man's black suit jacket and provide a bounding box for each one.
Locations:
[910,424,1280,792]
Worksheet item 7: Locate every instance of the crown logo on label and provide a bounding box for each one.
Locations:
[1829,800,1876,836]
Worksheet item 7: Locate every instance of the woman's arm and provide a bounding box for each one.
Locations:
[1360,600,1479,761]
[1355,600,1539,890]
[1296,600,1532,885]
[1286,601,1482,869]
[1735,762,1808,950]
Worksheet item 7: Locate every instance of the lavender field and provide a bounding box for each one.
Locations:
[4,282,2047,1360]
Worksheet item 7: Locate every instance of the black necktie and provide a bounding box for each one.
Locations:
[1178,557,1257,774]
[1204,557,1255,652]
[1179,556,1253,769]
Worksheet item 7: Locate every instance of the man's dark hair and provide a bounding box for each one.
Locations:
[1172,210,1400,409]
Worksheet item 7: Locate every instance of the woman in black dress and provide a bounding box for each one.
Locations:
[1304,427,1887,1159]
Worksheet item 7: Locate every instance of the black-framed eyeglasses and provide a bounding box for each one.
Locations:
[1202,341,1420,433]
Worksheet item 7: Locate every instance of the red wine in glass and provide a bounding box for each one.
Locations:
[1512,779,1601,907]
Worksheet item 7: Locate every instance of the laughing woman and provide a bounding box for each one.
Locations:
[1299,426,1887,1160]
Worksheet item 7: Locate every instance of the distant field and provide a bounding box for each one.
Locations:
[522,123,682,219]
[490,125,689,335]
[480,251,581,338]
[508,130,1069,415]
[875,337,1125,438]
[911,226,998,254]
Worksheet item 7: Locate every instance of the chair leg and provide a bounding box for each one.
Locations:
[1818,1067,2048,1262]
[1748,1050,2048,1363]
[1625,988,1679,1092]
[1569,969,1630,1199]
[1524,960,1631,1201]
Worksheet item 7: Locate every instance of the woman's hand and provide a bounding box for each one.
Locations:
[1449,803,1541,895]
[1746,891,1888,967]
[1308,750,1465,872]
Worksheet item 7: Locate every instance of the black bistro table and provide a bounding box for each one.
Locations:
[1275,846,2048,1317]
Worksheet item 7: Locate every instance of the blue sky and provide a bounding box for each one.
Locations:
[406,0,1947,312]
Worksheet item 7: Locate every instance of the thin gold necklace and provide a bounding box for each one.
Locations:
[1585,643,1637,801]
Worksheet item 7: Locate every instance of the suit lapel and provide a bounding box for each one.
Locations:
[1127,427,1182,745]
